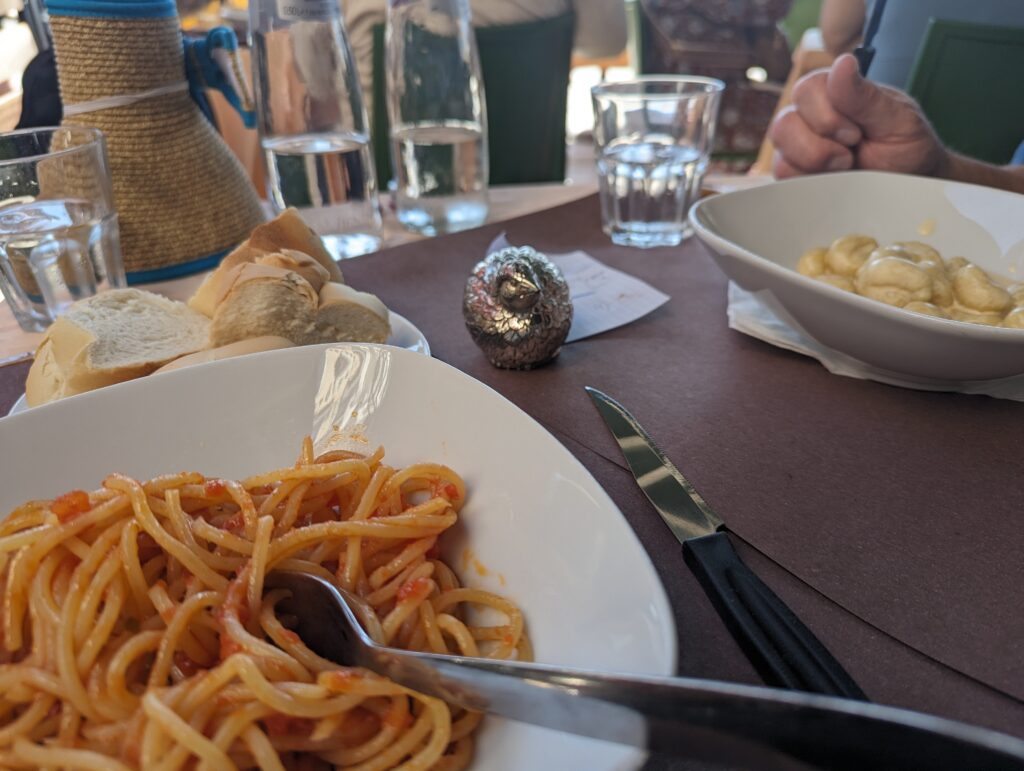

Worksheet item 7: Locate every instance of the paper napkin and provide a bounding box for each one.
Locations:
[727,282,1024,402]
[487,234,670,343]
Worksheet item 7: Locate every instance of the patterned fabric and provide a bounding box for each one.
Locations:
[640,0,793,168]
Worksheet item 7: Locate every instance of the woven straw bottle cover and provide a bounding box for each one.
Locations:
[46,0,266,282]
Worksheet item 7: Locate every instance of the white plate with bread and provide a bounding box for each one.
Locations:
[12,208,429,415]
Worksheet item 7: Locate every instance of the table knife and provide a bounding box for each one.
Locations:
[586,387,867,701]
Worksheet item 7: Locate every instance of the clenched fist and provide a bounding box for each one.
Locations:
[769,53,948,180]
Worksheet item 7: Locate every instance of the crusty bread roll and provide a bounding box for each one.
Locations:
[312,282,390,344]
[256,250,331,295]
[246,208,343,283]
[153,336,294,375]
[26,289,210,407]
[188,272,221,318]
[209,264,318,347]
[189,209,343,318]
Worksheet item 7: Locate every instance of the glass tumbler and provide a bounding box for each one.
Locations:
[0,126,126,332]
[592,77,723,249]
[386,0,489,236]
[250,0,383,259]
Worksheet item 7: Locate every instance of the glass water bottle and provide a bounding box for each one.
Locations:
[250,0,382,259]
[386,0,489,236]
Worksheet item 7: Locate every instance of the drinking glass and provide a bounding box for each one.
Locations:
[250,0,383,259]
[386,0,489,236]
[592,77,723,249]
[0,126,126,332]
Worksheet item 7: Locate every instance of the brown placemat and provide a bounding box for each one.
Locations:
[0,360,30,416]
[337,194,1024,711]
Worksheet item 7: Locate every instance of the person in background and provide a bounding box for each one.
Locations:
[15,47,60,129]
[342,0,628,122]
[818,0,863,56]
[769,53,1024,193]
[818,0,1024,88]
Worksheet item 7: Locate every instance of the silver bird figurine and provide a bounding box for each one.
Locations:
[463,246,573,369]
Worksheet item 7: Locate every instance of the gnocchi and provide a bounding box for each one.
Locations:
[796,235,1024,328]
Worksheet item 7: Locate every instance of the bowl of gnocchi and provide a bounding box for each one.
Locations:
[690,171,1024,381]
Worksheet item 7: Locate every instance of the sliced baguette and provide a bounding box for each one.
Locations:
[246,208,344,283]
[209,264,318,347]
[188,244,276,318]
[312,282,390,344]
[189,208,342,318]
[255,250,331,295]
[154,336,294,375]
[25,289,210,407]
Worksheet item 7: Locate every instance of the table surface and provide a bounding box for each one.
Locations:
[2,182,1022,770]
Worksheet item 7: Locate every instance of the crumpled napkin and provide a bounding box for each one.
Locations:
[727,282,1024,401]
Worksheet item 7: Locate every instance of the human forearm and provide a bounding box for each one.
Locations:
[819,0,866,55]
[940,153,1024,196]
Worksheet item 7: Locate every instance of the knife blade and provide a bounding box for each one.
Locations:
[586,386,867,701]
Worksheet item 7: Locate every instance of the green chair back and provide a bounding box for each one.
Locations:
[906,19,1024,165]
[371,12,575,186]
[779,0,823,50]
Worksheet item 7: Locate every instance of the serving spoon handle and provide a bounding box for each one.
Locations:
[267,571,1024,770]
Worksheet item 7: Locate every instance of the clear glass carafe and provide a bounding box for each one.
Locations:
[386,0,489,236]
[250,0,383,259]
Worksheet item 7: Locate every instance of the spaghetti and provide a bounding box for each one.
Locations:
[0,439,529,770]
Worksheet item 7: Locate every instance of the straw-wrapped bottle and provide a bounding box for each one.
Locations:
[46,0,265,281]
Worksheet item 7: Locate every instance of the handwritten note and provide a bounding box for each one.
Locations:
[486,234,671,343]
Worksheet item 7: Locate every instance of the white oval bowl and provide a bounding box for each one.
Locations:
[690,171,1024,381]
[0,344,676,771]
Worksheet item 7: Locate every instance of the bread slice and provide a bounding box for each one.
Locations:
[246,208,344,283]
[209,264,318,347]
[25,288,210,407]
[311,282,390,344]
[255,250,331,295]
[188,208,343,318]
[25,336,72,405]
[154,336,294,375]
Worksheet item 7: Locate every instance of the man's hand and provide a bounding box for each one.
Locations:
[770,53,948,179]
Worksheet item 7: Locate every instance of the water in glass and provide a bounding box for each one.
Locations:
[592,77,722,249]
[0,198,123,332]
[392,122,487,236]
[598,139,706,249]
[250,0,382,260]
[263,132,381,258]
[386,0,489,236]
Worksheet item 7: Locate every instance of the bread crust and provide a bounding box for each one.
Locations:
[246,208,344,282]
[153,336,294,375]
[26,289,210,407]
[209,267,319,347]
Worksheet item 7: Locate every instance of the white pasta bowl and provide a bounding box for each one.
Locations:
[690,171,1024,381]
[0,344,676,771]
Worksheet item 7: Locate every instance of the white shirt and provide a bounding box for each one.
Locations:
[341,0,627,117]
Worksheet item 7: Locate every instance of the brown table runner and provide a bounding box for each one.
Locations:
[335,195,1024,731]
[3,195,1022,767]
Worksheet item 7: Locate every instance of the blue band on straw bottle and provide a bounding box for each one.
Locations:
[125,247,234,285]
[44,0,178,19]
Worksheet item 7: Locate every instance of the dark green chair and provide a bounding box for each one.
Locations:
[371,12,575,186]
[779,0,823,50]
[907,19,1024,165]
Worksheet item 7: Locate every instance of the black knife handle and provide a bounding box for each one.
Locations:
[682,531,867,701]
